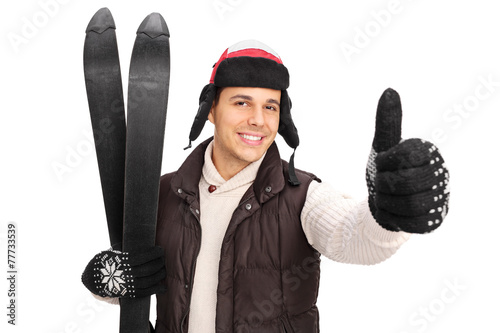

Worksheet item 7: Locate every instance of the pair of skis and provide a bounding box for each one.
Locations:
[83,7,170,333]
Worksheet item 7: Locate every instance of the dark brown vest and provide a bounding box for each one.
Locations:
[154,139,321,333]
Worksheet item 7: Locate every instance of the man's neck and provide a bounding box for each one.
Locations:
[211,152,250,181]
[209,140,266,181]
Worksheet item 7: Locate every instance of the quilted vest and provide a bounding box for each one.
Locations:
[154,138,321,333]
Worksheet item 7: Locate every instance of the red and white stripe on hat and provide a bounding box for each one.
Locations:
[210,40,283,84]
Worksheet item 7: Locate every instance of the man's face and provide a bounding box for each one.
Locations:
[208,86,281,179]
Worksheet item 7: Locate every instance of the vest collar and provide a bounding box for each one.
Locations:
[171,137,285,205]
[249,140,285,204]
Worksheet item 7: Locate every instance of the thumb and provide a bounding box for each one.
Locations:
[372,88,402,153]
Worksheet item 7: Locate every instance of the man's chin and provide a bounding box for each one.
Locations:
[237,146,268,164]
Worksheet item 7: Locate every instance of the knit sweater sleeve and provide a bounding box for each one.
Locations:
[301,180,410,265]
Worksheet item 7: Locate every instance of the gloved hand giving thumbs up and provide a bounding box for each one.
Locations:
[366,88,450,233]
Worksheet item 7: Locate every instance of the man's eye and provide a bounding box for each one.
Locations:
[266,105,278,111]
[236,101,248,106]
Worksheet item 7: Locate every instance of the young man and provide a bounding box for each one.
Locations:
[83,40,450,333]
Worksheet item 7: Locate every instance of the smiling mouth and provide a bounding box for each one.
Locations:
[238,133,263,142]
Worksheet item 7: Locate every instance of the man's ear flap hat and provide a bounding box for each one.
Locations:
[185,40,301,185]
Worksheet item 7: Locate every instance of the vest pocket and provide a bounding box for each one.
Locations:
[280,315,295,333]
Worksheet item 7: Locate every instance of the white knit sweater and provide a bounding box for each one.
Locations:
[95,141,410,331]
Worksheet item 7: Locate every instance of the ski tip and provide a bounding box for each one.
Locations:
[137,12,170,39]
[86,7,116,34]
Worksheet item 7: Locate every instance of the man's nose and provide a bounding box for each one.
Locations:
[248,107,265,126]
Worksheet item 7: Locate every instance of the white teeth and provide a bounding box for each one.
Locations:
[240,134,262,141]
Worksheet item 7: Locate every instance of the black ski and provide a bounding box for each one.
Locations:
[119,12,170,333]
[83,7,126,251]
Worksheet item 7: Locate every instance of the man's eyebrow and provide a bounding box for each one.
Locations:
[228,94,253,101]
[228,95,280,105]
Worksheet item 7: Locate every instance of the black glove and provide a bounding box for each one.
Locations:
[366,88,450,233]
[81,246,166,298]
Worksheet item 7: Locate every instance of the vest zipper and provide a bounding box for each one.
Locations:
[180,206,202,333]
[180,198,253,331]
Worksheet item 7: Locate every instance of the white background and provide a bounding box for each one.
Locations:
[1,0,499,332]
